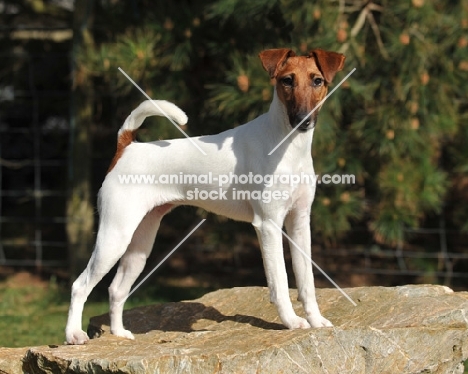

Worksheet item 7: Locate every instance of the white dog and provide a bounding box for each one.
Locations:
[66,48,345,344]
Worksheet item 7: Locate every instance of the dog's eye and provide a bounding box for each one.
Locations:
[313,77,324,87]
[281,77,293,87]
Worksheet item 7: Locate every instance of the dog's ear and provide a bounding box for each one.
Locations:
[310,49,346,83]
[259,49,296,78]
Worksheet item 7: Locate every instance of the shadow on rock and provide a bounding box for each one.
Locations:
[88,302,285,339]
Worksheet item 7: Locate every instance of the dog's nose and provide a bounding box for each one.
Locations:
[294,113,312,131]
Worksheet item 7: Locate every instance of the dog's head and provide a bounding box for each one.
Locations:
[259,48,345,131]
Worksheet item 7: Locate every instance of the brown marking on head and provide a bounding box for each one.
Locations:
[309,49,346,83]
[259,48,345,131]
[258,48,296,79]
[107,130,136,173]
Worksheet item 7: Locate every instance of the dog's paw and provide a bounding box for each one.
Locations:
[307,315,333,328]
[66,329,89,345]
[112,328,135,340]
[284,315,311,329]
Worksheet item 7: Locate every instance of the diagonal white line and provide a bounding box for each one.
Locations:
[120,219,206,305]
[118,67,207,155]
[268,219,357,306]
[268,67,357,156]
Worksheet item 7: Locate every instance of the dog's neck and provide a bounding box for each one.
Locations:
[267,88,314,155]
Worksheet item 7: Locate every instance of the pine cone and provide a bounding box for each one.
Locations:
[237,75,249,92]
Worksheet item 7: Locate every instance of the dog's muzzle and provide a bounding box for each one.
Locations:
[292,113,315,132]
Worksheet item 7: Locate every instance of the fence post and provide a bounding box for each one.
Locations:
[67,0,95,279]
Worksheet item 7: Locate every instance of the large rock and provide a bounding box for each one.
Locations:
[6,285,468,373]
[0,347,28,374]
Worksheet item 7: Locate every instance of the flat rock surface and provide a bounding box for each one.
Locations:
[3,285,468,373]
[0,347,28,374]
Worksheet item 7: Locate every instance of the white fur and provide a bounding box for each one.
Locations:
[118,100,188,136]
[65,91,332,345]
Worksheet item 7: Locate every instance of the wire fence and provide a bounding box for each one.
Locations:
[0,32,467,288]
[0,45,70,269]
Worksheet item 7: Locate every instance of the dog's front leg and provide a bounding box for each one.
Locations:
[253,218,310,329]
[284,209,333,328]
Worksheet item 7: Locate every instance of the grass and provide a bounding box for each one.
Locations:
[0,273,209,348]
[0,281,142,348]
[0,284,106,347]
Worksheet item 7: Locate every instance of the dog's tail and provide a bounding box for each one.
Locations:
[108,100,188,172]
[118,99,188,137]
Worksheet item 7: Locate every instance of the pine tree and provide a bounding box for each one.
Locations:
[205,0,468,245]
[78,0,468,247]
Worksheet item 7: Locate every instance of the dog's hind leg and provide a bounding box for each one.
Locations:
[65,203,156,345]
[108,204,172,339]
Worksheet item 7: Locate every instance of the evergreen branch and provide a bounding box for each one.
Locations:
[337,0,368,13]
[366,8,389,60]
[339,2,388,59]
[338,2,368,55]
[338,0,345,20]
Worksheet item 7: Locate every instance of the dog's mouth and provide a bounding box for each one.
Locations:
[297,126,312,132]
[290,112,316,132]
[297,121,316,132]
[292,120,316,132]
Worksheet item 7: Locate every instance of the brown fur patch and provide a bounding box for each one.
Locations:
[258,48,296,78]
[259,49,345,127]
[275,57,328,125]
[310,49,345,83]
[107,130,136,173]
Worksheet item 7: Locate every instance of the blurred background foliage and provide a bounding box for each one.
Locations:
[76,0,468,245]
[0,0,467,284]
